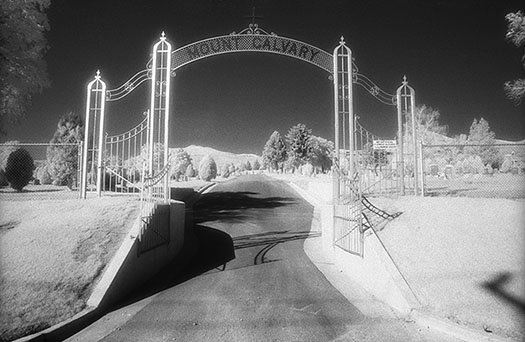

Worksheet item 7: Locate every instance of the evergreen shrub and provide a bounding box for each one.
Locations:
[198,155,217,181]
[36,164,53,184]
[5,148,34,191]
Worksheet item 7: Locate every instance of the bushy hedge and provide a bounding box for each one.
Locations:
[198,155,217,181]
[221,163,230,178]
[5,148,34,191]
[35,164,53,185]
[500,158,512,173]
[185,163,195,178]
[0,169,8,186]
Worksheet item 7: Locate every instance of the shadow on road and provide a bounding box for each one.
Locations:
[233,230,321,249]
[233,230,322,266]
[113,224,235,310]
[113,190,296,310]
[193,191,296,223]
[170,187,199,203]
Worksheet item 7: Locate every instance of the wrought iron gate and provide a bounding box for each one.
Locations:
[103,113,149,193]
[138,160,172,254]
[332,37,364,255]
[79,26,418,257]
[355,120,416,196]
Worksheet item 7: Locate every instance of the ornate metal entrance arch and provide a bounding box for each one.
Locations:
[80,24,417,256]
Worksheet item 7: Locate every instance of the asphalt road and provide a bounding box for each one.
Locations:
[70,175,460,342]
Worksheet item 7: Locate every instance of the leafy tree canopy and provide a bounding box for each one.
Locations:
[0,140,19,170]
[0,0,51,134]
[170,148,192,180]
[286,123,313,168]
[467,118,495,144]
[309,135,334,173]
[262,131,287,171]
[46,112,83,188]
[466,117,500,166]
[504,11,525,104]
[405,105,448,145]
[50,112,83,144]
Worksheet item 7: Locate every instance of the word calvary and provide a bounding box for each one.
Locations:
[185,35,321,62]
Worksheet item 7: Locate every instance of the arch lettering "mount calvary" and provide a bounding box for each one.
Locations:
[170,34,334,73]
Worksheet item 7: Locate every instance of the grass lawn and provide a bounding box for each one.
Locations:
[0,179,213,341]
[0,193,140,341]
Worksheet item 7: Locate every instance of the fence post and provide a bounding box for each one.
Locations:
[78,141,83,199]
[419,142,425,197]
[410,88,417,196]
[396,87,405,196]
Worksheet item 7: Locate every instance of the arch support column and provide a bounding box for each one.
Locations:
[333,37,354,203]
[149,32,172,203]
[81,70,107,198]
[396,76,417,196]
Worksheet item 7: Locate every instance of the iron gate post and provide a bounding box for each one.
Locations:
[81,70,107,199]
[149,32,172,203]
[333,36,354,203]
[418,141,425,196]
[410,85,418,195]
[396,76,417,196]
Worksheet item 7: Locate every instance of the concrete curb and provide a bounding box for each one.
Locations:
[14,307,98,342]
[276,176,517,342]
[410,311,515,342]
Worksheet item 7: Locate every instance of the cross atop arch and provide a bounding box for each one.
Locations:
[245,6,263,26]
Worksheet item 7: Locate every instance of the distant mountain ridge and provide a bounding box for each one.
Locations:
[171,145,261,168]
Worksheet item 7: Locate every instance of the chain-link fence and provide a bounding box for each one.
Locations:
[0,142,82,201]
[421,143,525,199]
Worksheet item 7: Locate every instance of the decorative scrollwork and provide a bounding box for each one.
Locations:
[354,73,396,106]
[143,161,171,189]
[105,115,149,143]
[392,96,398,105]
[106,69,151,101]
[231,23,277,36]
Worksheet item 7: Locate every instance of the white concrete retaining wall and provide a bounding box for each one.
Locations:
[87,200,186,309]
[319,204,420,315]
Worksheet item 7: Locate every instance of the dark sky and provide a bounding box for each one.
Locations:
[4,0,524,154]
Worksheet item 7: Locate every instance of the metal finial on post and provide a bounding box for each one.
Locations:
[161,31,166,40]
[95,70,101,79]
[340,36,345,45]
[402,75,407,85]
